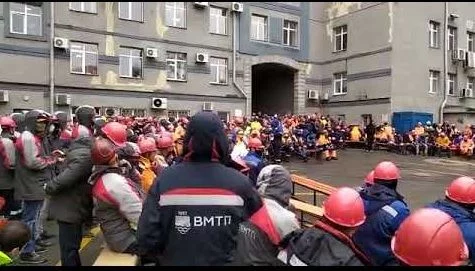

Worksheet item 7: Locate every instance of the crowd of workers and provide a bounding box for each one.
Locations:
[0,107,473,266]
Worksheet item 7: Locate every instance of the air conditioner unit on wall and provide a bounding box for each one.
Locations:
[194,2,209,7]
[321,92,329,101]
[460,88,473,98]
[466,52,475,69]
[146,48,158,58]
[458,48,467,61]
[0,90,9,103]
[196,53,209,63]
[203,102,214,111]
[308,90,319,100]
[151,98,168,109]
[231,2,243,12]
[55,94,71,106]
[54,37,69,49]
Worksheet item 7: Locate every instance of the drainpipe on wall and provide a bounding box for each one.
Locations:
[439,1,448,123]
[232,12,248,116]
[49,2,55,114]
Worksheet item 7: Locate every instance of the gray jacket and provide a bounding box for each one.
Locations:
[45,137,93,224]
[0,137,15,190]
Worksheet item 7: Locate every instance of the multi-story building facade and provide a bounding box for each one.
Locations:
[0,2,474,127]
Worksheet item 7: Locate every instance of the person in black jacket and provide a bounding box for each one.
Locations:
[137,112,267,266]
[365,121,376,152]
[44,105,95,266]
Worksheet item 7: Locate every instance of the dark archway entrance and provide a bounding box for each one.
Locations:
[252,63,295,115]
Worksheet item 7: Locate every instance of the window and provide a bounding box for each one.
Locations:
[448,26,457,51]
[166,52,187,81]
[209,7,227,35]
[168,110,190,119]
[467,77,474,94]
[429,21,440,48]
[429,70,439,94]
[217,111,230,122]
[210,57,228,84]
[119,2,143,22]
[334,25,347,52]
[70,42,98,75]
[9,2,42,36]
[122,108,146,117]
[251,14,268,41]
[165,2,186,28]
[283,20,298,47]
[333,72,347,95]
[69,2,97,13]
[468,32,475,52]
[448,73,456,95]
[119,47,143,78]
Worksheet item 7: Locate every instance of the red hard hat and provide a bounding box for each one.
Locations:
[323,187,366,228]
[156,135,174,149]
[373,161,400,181]
[391,208,469,266]
[101,122,127,147]
[364,170,375,185]
[445,176,475,204]
[91,138,117,165]
[138,137,158,154]
[248,137,263,149]
[0,116,16,128]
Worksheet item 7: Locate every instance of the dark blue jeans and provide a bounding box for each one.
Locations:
[20,200,44,254]
[58,221,83,266]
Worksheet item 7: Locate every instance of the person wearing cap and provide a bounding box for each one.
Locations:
[391,208,469,266]
[278,187,370,266]
[426,176,475,264]
[88,137,145,255]
[137,137,158,194]
[137,112,265,266]
[242,137,266,186]
[117,142,142,185]
[414,122,425,137]
[44,105,95,266]
[352,161,410,266]
[14,110,63,264]
[234,165,300,266]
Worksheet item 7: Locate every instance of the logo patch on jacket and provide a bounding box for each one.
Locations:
[175,211,233,234]
[175,212,191,234]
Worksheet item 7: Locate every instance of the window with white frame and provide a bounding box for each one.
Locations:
[119,2,143,22]
[334,25,347,52]
[448,73,456,95]
[122,108,146,117]
[9,2,42,36]
[209,6,227,35]
[251,14,268,41]
[448,26,457,51]
[69,2,97,13]
[165,2,186,28]
[333,72,347,95]
[467,77,474,97]
[468,32,475,52]
[70,42,98,75]
[283,19,298,47]
[166,52,187,81]
[168,110,190,119]
[210,57,228,84]
[429,21,440,48]
[429,70,439,94]
[119,47,143,78]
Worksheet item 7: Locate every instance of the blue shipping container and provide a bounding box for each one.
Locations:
[392,112,433,134]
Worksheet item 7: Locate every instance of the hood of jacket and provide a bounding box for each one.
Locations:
[88,165,122,186]
[426,199,474,224]
[182,112,229,164]
[256,165,292,207]
[69,135,92,151]
[359,183,406,215]
[24,109,49,134]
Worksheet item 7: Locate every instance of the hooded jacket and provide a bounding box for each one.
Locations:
[45,137,93,224]
[14,110,57,201]
[242,151,265,186]
[0,137,15,190]
[234,165,300,266]
[137,112,266,266]
[427,199,475,264]
[88,166,145,253]
[352,183,410,266]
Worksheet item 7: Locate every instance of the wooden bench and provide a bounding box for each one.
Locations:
[291,174,336,206]
[290,198,323,228]
[93,244,139,266]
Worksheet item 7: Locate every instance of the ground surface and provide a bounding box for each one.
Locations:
[20,148,475,266]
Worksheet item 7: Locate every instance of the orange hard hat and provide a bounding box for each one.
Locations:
[391,208,469,266]
[373,161,400,181]
[445,176,475,205]
[323,187,366,228]
[101,122,127,147]
[364,170,375,185]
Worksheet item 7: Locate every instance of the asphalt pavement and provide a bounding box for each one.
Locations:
[17,148,474,266]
